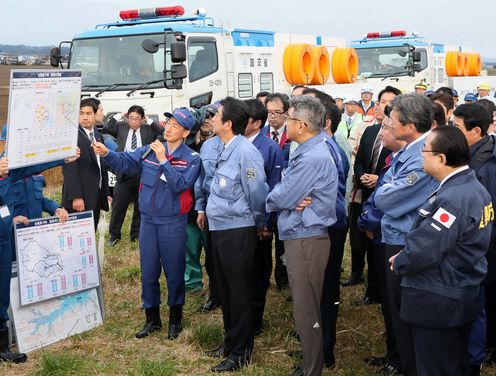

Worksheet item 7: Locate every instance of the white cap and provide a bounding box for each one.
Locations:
[344,96,359,104]
[361,87,374,94]
[334,93,344,100]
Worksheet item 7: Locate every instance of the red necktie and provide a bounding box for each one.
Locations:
[271,130,279,144]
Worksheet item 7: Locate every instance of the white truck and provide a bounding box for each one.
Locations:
[50,5,496,122]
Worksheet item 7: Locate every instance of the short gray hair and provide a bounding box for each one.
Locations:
[289,96,325,133]
[391,93,433,133]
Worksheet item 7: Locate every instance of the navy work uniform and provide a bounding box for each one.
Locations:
[0,159,64,363]
[375,132,438,376]
[392,167,493,376]
[103,141,201,310]
[194,135,224,309]
[206,135,268,363]
[249,130,283,334]
[261,124,291,289]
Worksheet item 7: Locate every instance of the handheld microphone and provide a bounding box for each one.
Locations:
[141,135,165,160]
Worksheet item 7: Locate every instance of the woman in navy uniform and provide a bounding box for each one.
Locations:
[93,108,201,340]
[390,126,493,376]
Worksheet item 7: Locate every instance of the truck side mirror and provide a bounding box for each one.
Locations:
[171,64,187,79]
[412,63,422,72]
[142,39,160,54]
[171,42,186,62]
[412,51,421,62]
[50,47,61,67]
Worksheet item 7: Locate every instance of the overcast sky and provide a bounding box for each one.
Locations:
[3,0,496,59]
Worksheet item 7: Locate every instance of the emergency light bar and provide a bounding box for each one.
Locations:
[120,6,185,20]
[366,30,407,39]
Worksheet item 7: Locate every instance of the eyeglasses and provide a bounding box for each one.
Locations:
[267,110,286,117]
[421,148,440,154]
[287,117,308,127]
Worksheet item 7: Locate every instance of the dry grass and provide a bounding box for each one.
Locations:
[1,188,496,376]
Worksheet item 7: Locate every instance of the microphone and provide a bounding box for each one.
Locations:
[141,135,165,160]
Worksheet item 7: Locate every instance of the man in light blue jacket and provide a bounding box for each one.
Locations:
[267,96,338,376]
[374,93,439,376]
[206,97,268,373]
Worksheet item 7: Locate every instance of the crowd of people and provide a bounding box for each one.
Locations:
[0,81,495,376]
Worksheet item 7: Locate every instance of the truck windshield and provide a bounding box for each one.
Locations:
[355,46,427,78]
[70,34,168,90]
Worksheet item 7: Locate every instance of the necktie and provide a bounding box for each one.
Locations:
[370,133,382,172]
[384,154,392,168]
[131,130,137,150]
[271,130,279,144]
[88,131,95,144]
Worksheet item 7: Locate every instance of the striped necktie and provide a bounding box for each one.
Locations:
[271,130,279,144]
[131,130,137,150]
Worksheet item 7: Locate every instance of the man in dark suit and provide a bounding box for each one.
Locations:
[344,86,401,296]
[102,105,163,245]
[62,98,110,229]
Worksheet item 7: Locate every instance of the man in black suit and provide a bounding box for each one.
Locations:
[345,86,401,299]
[62,98,110,229]
[102,105,163,245]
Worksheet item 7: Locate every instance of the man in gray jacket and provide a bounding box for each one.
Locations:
[266,96,338,376]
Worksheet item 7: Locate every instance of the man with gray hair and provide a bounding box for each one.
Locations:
[266,96,338,376]
[374,93,439,376]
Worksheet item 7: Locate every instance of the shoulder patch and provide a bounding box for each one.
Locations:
[405,171,420,185]
[432,207,456,228]
[246,168,256,179]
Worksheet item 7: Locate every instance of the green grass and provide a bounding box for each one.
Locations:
[3,188,494,376]
[132,359,178,376]
[33,352,86,376]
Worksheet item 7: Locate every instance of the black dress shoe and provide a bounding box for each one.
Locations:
[352,296,380,306]
[364,355,388,367]
[211,358,244,372]
[135,307,162,339]
[289,365,304,376]
[198,297,220,313]
[206,345,227,358]
[341,275,364,287]
[108,238,120,247]
[379,364,400,375]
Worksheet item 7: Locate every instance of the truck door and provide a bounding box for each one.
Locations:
[181,35,227,108]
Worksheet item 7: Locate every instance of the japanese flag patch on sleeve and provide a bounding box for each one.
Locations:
[432,207,456,228]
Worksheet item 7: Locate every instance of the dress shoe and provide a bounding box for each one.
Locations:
[341,274,364,287]
[206,344,227,358]
[198,297,220,313]
[108,238,120,247]
[288,365,304,376]
[352,296,380,306]
[379,364,400,375]
[211,357,245,372]
[364,355,388,367]
[135,307,162,338]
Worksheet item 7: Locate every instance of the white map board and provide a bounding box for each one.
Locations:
[10,275,103,354]
[15,211,100,306]
[6,69,81,169]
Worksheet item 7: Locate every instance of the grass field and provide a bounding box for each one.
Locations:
[2,196,496,376]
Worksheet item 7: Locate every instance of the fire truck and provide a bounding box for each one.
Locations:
[50,5,496,122]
